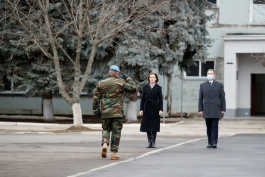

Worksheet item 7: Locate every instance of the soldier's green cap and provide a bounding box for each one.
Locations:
[110,65,120,72]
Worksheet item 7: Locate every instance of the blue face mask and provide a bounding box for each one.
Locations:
[207,75,214,81]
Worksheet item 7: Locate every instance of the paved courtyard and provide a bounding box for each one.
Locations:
[0,118,265,177]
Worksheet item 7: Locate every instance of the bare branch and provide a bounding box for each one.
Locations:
[54,40,75,65]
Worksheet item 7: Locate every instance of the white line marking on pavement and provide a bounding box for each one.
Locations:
[67,138,205,177]
[14,132,54,134]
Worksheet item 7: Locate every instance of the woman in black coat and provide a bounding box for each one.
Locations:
[140,72,163,148]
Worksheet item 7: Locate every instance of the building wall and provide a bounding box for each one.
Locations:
[169,0,265,116]
[218,0,250,25]
[170,58,224,116]
[238,54,265,116]
[0,96,42,114]
[0,95,94,115]
[223,36,265,117]
[169,65,202,116]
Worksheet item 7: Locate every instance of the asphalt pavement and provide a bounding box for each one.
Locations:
[86,134,265,177]
[0,118,265,177]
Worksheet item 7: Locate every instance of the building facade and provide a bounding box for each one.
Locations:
[169,0,265,118]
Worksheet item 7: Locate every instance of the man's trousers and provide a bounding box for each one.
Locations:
[101,118,123,153]
[205,118,219,145]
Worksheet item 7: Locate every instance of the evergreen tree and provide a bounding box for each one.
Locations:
[23,57,59,122]
[0,51,60,121]
[87,0,213,120]
[1,0,171,126]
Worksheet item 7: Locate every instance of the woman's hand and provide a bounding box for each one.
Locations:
[159,110,163,116]
[139,111,143,116]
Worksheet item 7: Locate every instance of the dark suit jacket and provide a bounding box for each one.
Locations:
[198,80,226,118]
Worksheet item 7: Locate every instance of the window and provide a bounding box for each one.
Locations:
[207,0,219,8]
[254,0,265,4]
[208,0,216,4]
[184,60,215,78]
[250,0,265,24]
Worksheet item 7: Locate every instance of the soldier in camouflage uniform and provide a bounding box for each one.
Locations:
[93,65,136,160]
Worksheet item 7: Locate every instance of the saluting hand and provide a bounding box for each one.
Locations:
[120,72,128,80]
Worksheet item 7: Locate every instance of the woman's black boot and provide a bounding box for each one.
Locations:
[151,131,157,148]
[147,132,152,148]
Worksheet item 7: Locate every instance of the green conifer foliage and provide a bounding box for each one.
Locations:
[87,0,213,92]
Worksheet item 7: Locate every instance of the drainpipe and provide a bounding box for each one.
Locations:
[163,73,165,124]
[181,69,184,121]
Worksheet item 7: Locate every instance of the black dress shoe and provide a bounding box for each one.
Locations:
[212,144,217,148]
[207,144,212,148]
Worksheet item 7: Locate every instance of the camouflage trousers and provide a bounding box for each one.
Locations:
[101,118,123,153]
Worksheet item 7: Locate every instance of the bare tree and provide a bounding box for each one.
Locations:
[251,53,265,67]
[3,0,167,127]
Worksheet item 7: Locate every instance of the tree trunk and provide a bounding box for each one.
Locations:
[72,102,83,126]
[125,92,138,121]
[42,93,55,122]
[125,101,137,121]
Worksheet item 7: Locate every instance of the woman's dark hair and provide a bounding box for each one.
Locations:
[147,72,159,83]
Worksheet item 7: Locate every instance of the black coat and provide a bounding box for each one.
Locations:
[140,83,163,132]
[198,80,226,118]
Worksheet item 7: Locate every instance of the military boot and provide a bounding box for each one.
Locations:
[147,132,152,148]
[110,153,120,160]
[101,143,108,158]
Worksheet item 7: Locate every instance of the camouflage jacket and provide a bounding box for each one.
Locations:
[93,75,136,118]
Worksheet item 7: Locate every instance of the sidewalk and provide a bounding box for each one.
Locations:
[1,117,265,136]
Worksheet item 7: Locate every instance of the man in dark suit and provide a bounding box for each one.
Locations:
[198,69,226,149]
